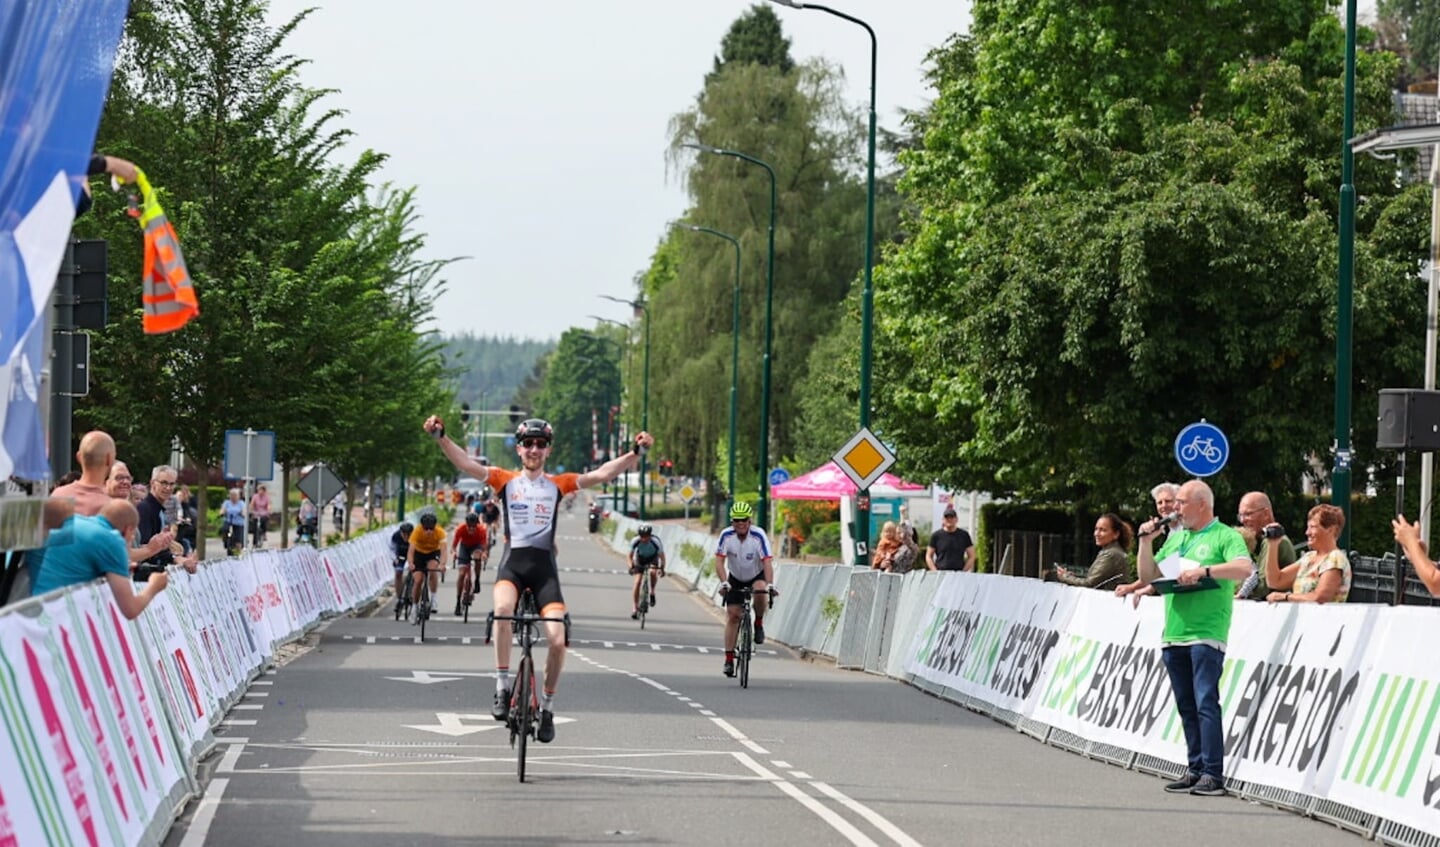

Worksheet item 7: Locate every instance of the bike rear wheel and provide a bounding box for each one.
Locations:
[418,582,429,643]
[513,654,534,782]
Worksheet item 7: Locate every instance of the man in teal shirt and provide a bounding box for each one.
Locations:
[1119,479,1253,797]
[32,499,170,620]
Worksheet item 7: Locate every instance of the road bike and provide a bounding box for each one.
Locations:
[634,562,664,630]
[411,566,435,642]
[455,549,481,623]
[394,560,412,622]
[485,591,570,783]
[731,586,776,689]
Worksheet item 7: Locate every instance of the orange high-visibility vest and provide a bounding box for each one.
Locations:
[128,168,199,334]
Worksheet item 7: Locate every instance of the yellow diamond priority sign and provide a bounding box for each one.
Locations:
[833,427,896,491]
[679,484,697,502]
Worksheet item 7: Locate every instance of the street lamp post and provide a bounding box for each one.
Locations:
[683,142,777,531]
[769,0,878,558]
[598,297,651,519]
[1332,0,1360,550]
[585,324,631,512]
[675,223,743,501]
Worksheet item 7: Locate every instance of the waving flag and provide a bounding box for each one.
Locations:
[125,169,199,334]
[0,1,129,481]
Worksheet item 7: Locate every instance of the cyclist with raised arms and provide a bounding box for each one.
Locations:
[424,414,653,743]
[715,501,777,677]
[450,511,488,615]
[628,524,667,619]
[407,513,447,620]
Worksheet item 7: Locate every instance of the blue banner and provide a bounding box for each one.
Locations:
[0,1,128,480]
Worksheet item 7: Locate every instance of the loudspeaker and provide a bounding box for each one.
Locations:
[1377,389,1440,450]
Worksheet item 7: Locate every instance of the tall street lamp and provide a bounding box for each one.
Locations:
[769,0,878,558]
[675,222,743,501]
[683,141,777,531]
[587,320,634,514]
[1331,0,1360,549]
[600,294,651,519]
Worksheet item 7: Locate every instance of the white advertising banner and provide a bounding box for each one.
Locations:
[907,574,1080,714]
[134,592,212,752]
[1325,608,1440,834]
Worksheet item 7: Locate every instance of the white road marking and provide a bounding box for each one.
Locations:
[219,719,256,727]
[251,681,272,686]
[791,771,812,779]
[234,704,264,710]
[708,717,769,755]
[243,691,269,698]
[772,760,791,768]
[178,777,228,847]
[812,781,926,847]
[217,743,245,773]
[734,754,879,847]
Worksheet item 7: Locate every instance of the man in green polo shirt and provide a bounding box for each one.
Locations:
[1119,479,1253,797]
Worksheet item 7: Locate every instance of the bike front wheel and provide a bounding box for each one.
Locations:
[738,611,753,689]
[513,655,534,782]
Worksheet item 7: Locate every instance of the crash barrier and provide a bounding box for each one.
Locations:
[0,529,394,847]
[822,568,1440,847]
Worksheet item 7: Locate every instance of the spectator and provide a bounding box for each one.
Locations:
[1262,505,1350,604]
[105,461,133,501]
[135,465,195,578]
[872,521,904,571]
[129,482,148,505]
[1118,479,1252,797]
[1114,482,1183,602]
[893,505,920,573]
[298,495,318,529]
[220,488,246,553]
[1391,514,1440,596]
[31,499,169,620]
[53,471,80,488]
[51,430,117,516]
[173,485,199,553]
[1056,513,1133,590]
[927,506,975,572]
[249,484,272,546]
[1234,491,1297,600]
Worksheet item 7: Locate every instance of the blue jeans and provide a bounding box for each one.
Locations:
[1161,644,1226,781]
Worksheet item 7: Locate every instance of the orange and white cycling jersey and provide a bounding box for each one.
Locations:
[480,468,579,552]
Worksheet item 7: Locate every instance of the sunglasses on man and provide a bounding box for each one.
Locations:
[520,438,551,449]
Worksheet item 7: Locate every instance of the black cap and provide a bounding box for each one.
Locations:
[943,507,957,517]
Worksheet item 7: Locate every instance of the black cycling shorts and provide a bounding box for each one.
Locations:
[495,546,564,611]
[629,557,661,576]
[722,573,766,606]
[456,544,483,565]
[412,549,441,571]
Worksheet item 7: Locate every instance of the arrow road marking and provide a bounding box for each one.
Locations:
[385,670,496,685]
[403,712,577,737]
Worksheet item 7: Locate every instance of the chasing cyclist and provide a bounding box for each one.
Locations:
[424,414,653,743]
[407,513,447,621]
[715,501,777,677]
[390,521,413,608]
[450,511,489,616]
[628,524,666,619]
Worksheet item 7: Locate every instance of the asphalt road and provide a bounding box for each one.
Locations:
[164,511,1371,846]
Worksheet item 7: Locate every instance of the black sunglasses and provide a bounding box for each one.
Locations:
[520,438,550,449]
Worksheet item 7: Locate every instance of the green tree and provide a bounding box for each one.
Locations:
[1376,0,1440,87]
[708,3,794,83]
[533,331,624,474]
[874,7,1426,517]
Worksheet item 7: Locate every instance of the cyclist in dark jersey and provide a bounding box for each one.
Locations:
[628,524,667,618]
[424,414,653,743]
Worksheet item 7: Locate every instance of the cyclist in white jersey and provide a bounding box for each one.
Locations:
[424,414,653,743]
[715,500,777,677]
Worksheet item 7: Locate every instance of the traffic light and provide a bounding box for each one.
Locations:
[509,404,523,426]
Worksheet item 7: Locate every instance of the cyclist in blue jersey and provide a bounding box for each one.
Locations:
[628,524,667,618]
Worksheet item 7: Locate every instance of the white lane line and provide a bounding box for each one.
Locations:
[220,719,257,726]
[700,710,716,716]
[243,691,269,698]
[650,643,661,651]
[234,704,264,710]
[733,754,878,847]
[366,636,376,644]
[216,743,245,773]
[178,777,229,847]
[772,760,791,768]
[708,717,769,756]
[811,781,926,847]
[791,771,812,779]
[687,702,704,709]
[251,681,272,686]
[461,637,473,645]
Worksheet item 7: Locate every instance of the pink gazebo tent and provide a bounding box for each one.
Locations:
[769,462,924,501]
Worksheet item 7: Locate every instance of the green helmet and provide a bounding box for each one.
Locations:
[728,501,754,521]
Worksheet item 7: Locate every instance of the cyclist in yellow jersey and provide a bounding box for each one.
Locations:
[407,513,448,618]
[424,414,652,743]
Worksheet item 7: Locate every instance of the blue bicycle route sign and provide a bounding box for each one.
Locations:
[1174,420,1229,477]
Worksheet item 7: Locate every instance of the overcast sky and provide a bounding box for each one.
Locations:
[262,0,974,341]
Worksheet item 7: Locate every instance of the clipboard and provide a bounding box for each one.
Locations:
[1150,577,1221,595]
